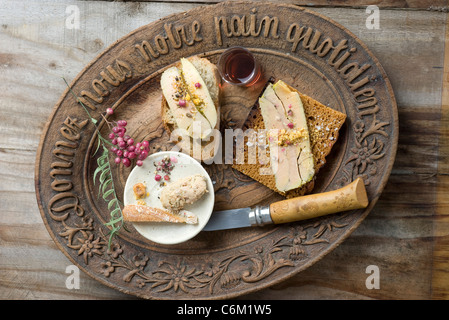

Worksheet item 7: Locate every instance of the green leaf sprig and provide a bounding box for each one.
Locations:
[93,144,125,249]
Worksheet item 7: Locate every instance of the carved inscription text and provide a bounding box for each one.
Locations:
[48,117,88,222]
[135,22,203,63]
[214,9,280,46]
[286,24,379,118]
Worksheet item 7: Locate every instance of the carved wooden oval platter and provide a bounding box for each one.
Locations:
[35,1,398,299]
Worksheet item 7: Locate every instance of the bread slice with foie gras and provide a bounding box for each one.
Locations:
[232,79,347,198]
[161,56,221,162]
[262,80,315,192]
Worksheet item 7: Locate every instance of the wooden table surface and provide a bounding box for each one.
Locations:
[1,0,449,300]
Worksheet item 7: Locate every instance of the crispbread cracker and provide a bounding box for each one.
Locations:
[232,83,346,198]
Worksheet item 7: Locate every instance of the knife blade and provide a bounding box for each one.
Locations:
[203,207,252,231]
[203,177,369,232]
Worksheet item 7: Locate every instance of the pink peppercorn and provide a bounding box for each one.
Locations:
[195,82,201,88]
[287,122,294,129]
[164,175,170,181]
[178,99,186,107]
[122,158,131,167]
[155,174,161,181]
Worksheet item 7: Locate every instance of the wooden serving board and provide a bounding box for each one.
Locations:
[34,1,398,299]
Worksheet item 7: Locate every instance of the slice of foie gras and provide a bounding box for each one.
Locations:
[180,58,217,131]
[161,66,212,139]
[260,84,301,192]
[160,174,208,212]
[272,80,315,185]
[259,97,291,192]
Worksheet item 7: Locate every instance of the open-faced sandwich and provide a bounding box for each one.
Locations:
[160,56,221,162]
[232,79,347,198]
[259,80,316,192]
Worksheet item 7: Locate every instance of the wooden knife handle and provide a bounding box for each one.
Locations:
[269,178,369,224]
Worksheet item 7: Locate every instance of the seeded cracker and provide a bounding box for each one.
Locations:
[232,80,347,198]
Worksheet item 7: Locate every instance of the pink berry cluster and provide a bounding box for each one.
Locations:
[106,108,149,167]
[153,155,177,182]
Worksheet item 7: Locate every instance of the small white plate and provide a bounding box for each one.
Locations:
[123,151,214,245]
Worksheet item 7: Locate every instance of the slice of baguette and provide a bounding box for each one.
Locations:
[161,56,221,162]
[232,80,347,198]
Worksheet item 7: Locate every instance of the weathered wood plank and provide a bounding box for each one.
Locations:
[90,0,449,10]
[431,11,449,300]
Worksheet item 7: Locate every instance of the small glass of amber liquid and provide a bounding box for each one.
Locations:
[218,47,262,87]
